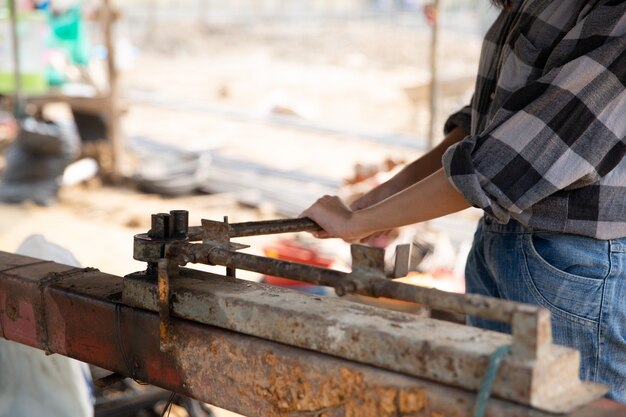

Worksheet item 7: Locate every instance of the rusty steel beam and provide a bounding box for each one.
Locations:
[122,267,604,413]
[0,251,624,417]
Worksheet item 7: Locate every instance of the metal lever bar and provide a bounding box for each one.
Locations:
[171,241,551,360]
[175,242,528,323]
[188,217,321,241]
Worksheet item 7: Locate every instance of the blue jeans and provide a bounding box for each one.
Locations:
[466,216,626,403]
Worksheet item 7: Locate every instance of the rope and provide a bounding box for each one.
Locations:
[473,344,511,417]
[115,303,137,380]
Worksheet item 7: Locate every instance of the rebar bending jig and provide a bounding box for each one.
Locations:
[124,209,608,414]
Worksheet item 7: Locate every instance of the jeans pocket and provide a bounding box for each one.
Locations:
[520,232,609,326]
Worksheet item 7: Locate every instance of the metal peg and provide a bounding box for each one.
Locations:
[169,210,189,239]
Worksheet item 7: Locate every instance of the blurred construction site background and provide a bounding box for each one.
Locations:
[0,1,496,416]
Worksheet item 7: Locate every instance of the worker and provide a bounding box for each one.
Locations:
[301,0,626,403]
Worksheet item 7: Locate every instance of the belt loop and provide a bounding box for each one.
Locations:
[610,241,626,253]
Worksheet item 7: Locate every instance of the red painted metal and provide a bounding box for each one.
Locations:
[1,251,625,417]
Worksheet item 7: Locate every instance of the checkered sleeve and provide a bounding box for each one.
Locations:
[443,4,626,223]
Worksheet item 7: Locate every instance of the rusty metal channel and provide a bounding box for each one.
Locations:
[122,267,605,413]
[0,251,624,417]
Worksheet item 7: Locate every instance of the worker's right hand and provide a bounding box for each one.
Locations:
[300,195,373,243]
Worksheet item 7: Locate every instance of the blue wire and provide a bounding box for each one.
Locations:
[473,344,512,417]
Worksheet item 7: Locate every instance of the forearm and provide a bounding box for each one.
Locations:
[301,128,472,242]
[358,127,469,204]
[349,168,470,238]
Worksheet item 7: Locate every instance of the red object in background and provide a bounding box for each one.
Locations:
[0,112,18,142]
[422,3,438,26]
[263,239,335,287]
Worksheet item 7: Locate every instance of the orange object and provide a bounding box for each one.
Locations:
[263,239,335,287]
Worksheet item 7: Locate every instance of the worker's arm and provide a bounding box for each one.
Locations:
[301,168,470,243]
[350,126,468,210]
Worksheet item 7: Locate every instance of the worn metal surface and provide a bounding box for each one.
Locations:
[351,244,386,273]
[0,251,623,417]
[123,268,607,413]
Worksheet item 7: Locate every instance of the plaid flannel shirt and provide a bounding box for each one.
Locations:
[442,0,626,239]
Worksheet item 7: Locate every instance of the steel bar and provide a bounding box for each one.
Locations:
[175,242,542,325]
[0,251,623,417]
[188,217,321,241]
[177,242,346,287]
[372,279,521,325]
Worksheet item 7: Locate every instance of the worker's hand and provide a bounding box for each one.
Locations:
[300,195,369,243]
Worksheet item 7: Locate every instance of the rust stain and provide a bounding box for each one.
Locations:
[261,365,355,413]
[399,389,428,413]
[265,352,278,366]
[344,387,397,417]
[257,363,431,417]
[170,316,449,417]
